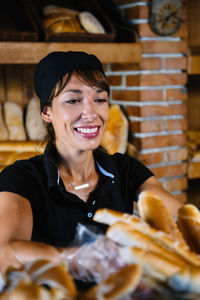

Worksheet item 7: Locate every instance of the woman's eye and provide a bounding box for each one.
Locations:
[95,98,108,103]
[66,99,80,104]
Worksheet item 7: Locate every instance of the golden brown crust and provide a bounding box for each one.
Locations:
[178,204,200,253]
[106,221,187,268]
[137,191,187,248]
[78,264,141,300]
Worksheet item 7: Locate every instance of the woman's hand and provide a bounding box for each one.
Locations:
[61,236,125,283]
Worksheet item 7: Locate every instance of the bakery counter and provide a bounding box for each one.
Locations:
[0,42,142,64]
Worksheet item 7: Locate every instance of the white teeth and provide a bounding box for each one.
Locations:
[77,127,98,133]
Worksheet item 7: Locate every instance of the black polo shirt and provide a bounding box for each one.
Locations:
[0,146,153,247]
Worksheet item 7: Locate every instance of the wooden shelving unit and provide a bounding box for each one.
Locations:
[188,47,200,74]
[0,42,142,64]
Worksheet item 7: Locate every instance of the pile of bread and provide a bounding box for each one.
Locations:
[1,191,200,299]
[42,5,106,34]
[0,98,46,142]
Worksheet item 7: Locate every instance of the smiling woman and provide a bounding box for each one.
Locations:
[0,50,183,290]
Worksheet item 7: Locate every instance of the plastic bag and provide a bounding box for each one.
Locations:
[61,223,125,283]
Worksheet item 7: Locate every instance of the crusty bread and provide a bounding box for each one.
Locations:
[177,204,200,253]
[43,5,78,16]
[138,191,187,248]
[43,14,85,33]
[93,208,200,266]
[106,221,187,268]
[79,264,141,300]
[25,98,46,141]
[168,265,200,294]
[119,247,185,282]
[0,103,8,141]
[0,141,45,152]
[79,11,105,34]
[4,102,26,141]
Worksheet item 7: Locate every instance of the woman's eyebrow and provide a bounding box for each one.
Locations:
[63,89,82,93]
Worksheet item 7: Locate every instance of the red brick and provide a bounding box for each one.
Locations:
[166,118,188,131]
[166,88,188,101]
[165,57,187,70]
[142,40,188,54]
[125,5,149,20]
[134,134,187,149]
[139,103,187,117]
[166,147,188,162]
[110,63,139,71]
[150,163,187,178]
[112,90,139,101]
[126,73,187,86]
[165,177,188,192]
[107,75,122,86]
[139,152,164,165]
[140,57,162,70]
[139,90,163,101]
[130,120,164,133]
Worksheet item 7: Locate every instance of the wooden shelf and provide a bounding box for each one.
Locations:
[188,47,200,74]
[0,42,141,64]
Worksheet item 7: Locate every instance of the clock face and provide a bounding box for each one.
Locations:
[150,0,183,36]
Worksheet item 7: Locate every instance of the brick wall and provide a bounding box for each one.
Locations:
[107,0,188,202]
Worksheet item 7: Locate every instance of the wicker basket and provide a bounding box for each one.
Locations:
[27,0,116,42]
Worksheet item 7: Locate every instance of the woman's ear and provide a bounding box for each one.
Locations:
[41,106,52,123]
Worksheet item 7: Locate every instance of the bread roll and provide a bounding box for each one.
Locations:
[4,102,26,141]
[43,14,85,33]
[79,11,105,34]
[177,204,200,253]
[79,264,141,300]
[43,5,78,16]
[138,191,187,248]
[0,103,8,141]
[25,98,46,141]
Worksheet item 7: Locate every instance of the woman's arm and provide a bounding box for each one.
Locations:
[0,192,62,275]
[137,176,183,218]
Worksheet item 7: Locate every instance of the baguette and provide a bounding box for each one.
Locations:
[0,141,45,152]
[138,191,187,248]
[106,221,187,268]
[93,208,200,266]
[0,103,8,141]
[119,247,185,282]
[177,204,200,253]
[168,265,200,294]
[78,264,141,300]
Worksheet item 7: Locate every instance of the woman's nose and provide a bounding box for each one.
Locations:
[81,101,97,121]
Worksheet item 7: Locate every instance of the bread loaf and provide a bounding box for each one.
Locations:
[138,191,187,248]
[79,264,141,300]
[79,11,105,34]
[25,98,46,141]
[0,103,8,141]
[4,102,26,141]
[177,204,200,253]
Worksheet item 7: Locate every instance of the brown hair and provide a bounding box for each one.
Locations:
[42,68,110,147]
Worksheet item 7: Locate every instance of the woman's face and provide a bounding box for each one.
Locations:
[42,73,109,153]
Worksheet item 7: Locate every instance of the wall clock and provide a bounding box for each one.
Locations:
[149,0,183,36]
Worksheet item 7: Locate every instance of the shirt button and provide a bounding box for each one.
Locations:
[88,212,93,218]
[112,180,115,184]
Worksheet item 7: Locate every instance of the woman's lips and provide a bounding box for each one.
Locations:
[75,126,100,138]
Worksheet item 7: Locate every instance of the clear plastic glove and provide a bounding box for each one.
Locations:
[61,235,125,283]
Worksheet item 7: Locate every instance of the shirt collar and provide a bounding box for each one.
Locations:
[43,146,116,188]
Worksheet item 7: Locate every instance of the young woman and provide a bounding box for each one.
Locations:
[0,51,182,284]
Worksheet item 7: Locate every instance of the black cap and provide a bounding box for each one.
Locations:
[33,51,105,112]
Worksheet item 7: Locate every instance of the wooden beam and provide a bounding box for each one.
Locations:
[188,54,200,74]
[0,42,142,64]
